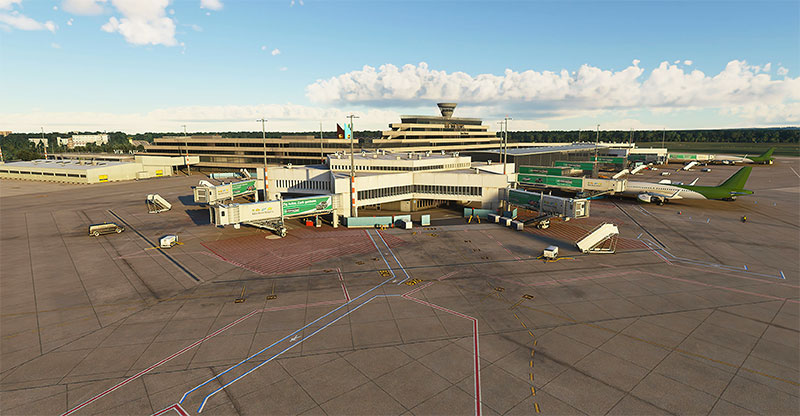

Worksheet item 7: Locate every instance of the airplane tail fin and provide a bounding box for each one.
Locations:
[720,166,752,190]
[758,147,776,160]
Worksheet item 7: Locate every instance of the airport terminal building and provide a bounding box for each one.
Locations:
[260,150,513,216]
[143,103,507,170]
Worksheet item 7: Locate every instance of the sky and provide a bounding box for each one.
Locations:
[0,0,798,133]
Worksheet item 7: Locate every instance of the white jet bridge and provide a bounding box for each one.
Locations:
[210,195,334,237]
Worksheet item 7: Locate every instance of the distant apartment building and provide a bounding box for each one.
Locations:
[57,134,109,149]
[143,103,507,170]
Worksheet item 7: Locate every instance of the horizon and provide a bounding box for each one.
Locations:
[1,1,798,133]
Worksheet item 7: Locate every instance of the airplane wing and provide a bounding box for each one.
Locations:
[689,177,699,186]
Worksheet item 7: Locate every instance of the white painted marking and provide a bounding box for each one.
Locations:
[290,334,301,342]
[789,166,800,179]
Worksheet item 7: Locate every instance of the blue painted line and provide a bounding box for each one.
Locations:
[365,230,397,280]
[373,231,411,284]
[637,233,643,239]
[642,238,787,280]
[179,252,398,404]
[707,218,710,223]
[744,265,748,270]
[197,294,395,413]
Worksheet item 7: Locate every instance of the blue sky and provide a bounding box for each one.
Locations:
[1,0,798,132]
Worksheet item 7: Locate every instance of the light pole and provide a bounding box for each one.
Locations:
[257,118,268,198]
[319,121,324,163]
[41,127,48,160]
[181,125,190,175]
[347,114,359,217]
[594,124,600,177]
[503,116,511,175]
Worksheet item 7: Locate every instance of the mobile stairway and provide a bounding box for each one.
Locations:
[146,194,172,214]
[576,223,619,254]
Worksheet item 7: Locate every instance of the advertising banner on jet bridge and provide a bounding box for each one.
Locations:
[231,180,257,197]
[282,195,332,217]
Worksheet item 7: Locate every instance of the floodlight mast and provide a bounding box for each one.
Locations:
[257,118,267,198]
[347,114,359,218]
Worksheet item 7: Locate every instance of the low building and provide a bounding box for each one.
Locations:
[0,155,198,184]
[57,134,109,149]
[261,150,512,216]
[28,138,48,146]
[144,134,351,169]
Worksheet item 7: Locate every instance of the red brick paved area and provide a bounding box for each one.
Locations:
[203,228,406,275]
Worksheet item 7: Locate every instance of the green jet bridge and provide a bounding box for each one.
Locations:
[517,173,626,198]
[193,179,259,205]
[506,188,590,228]
[209,195,334,237]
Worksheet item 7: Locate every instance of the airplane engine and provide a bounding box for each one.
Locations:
[637,194,652,203]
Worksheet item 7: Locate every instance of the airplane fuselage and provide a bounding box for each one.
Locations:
[622,181,707,201]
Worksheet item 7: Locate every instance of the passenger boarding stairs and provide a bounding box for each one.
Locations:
[576,223,619,254]
[146,194,172,214]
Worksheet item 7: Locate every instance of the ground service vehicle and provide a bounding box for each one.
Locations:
[88,223,125,236]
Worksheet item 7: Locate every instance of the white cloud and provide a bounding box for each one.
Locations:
[67,18,73,26]
[306,60,800,126]
[62,0,107,15]
[101,0,177,46]
[51,42,61,48]
[280,66,287,71]
[271,48,280,56]
[260,45,266,51]
[777,67,789,76]
[674,60,680,64]
[290,0,303,6]
[684,60,692,65]
[0,0,21,10]
[0,11,57,32]
[200,0,223,11]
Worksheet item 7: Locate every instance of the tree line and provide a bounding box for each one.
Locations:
[1,128,796,161]
[504,128,798,144]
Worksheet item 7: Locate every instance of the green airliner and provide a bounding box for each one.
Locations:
[711,147,776,165]
[622,166,754,205]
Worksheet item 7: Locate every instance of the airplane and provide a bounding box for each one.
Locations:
[711,147,776,165]
[622,166,753,205]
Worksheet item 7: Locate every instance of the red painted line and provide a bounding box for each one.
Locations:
[437,271,458,281]
[402,292,481,415]
[648,271,800,304]
[262,299,344,313]
[62,309,261,416]
[152,403,189,416]
[494,271,636,288]
[337,267,351,302]
[64,266,354,415]
[643,242,798,289]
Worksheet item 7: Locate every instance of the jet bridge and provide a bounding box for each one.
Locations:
[210,195,334,237]
[193,179,258,205]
